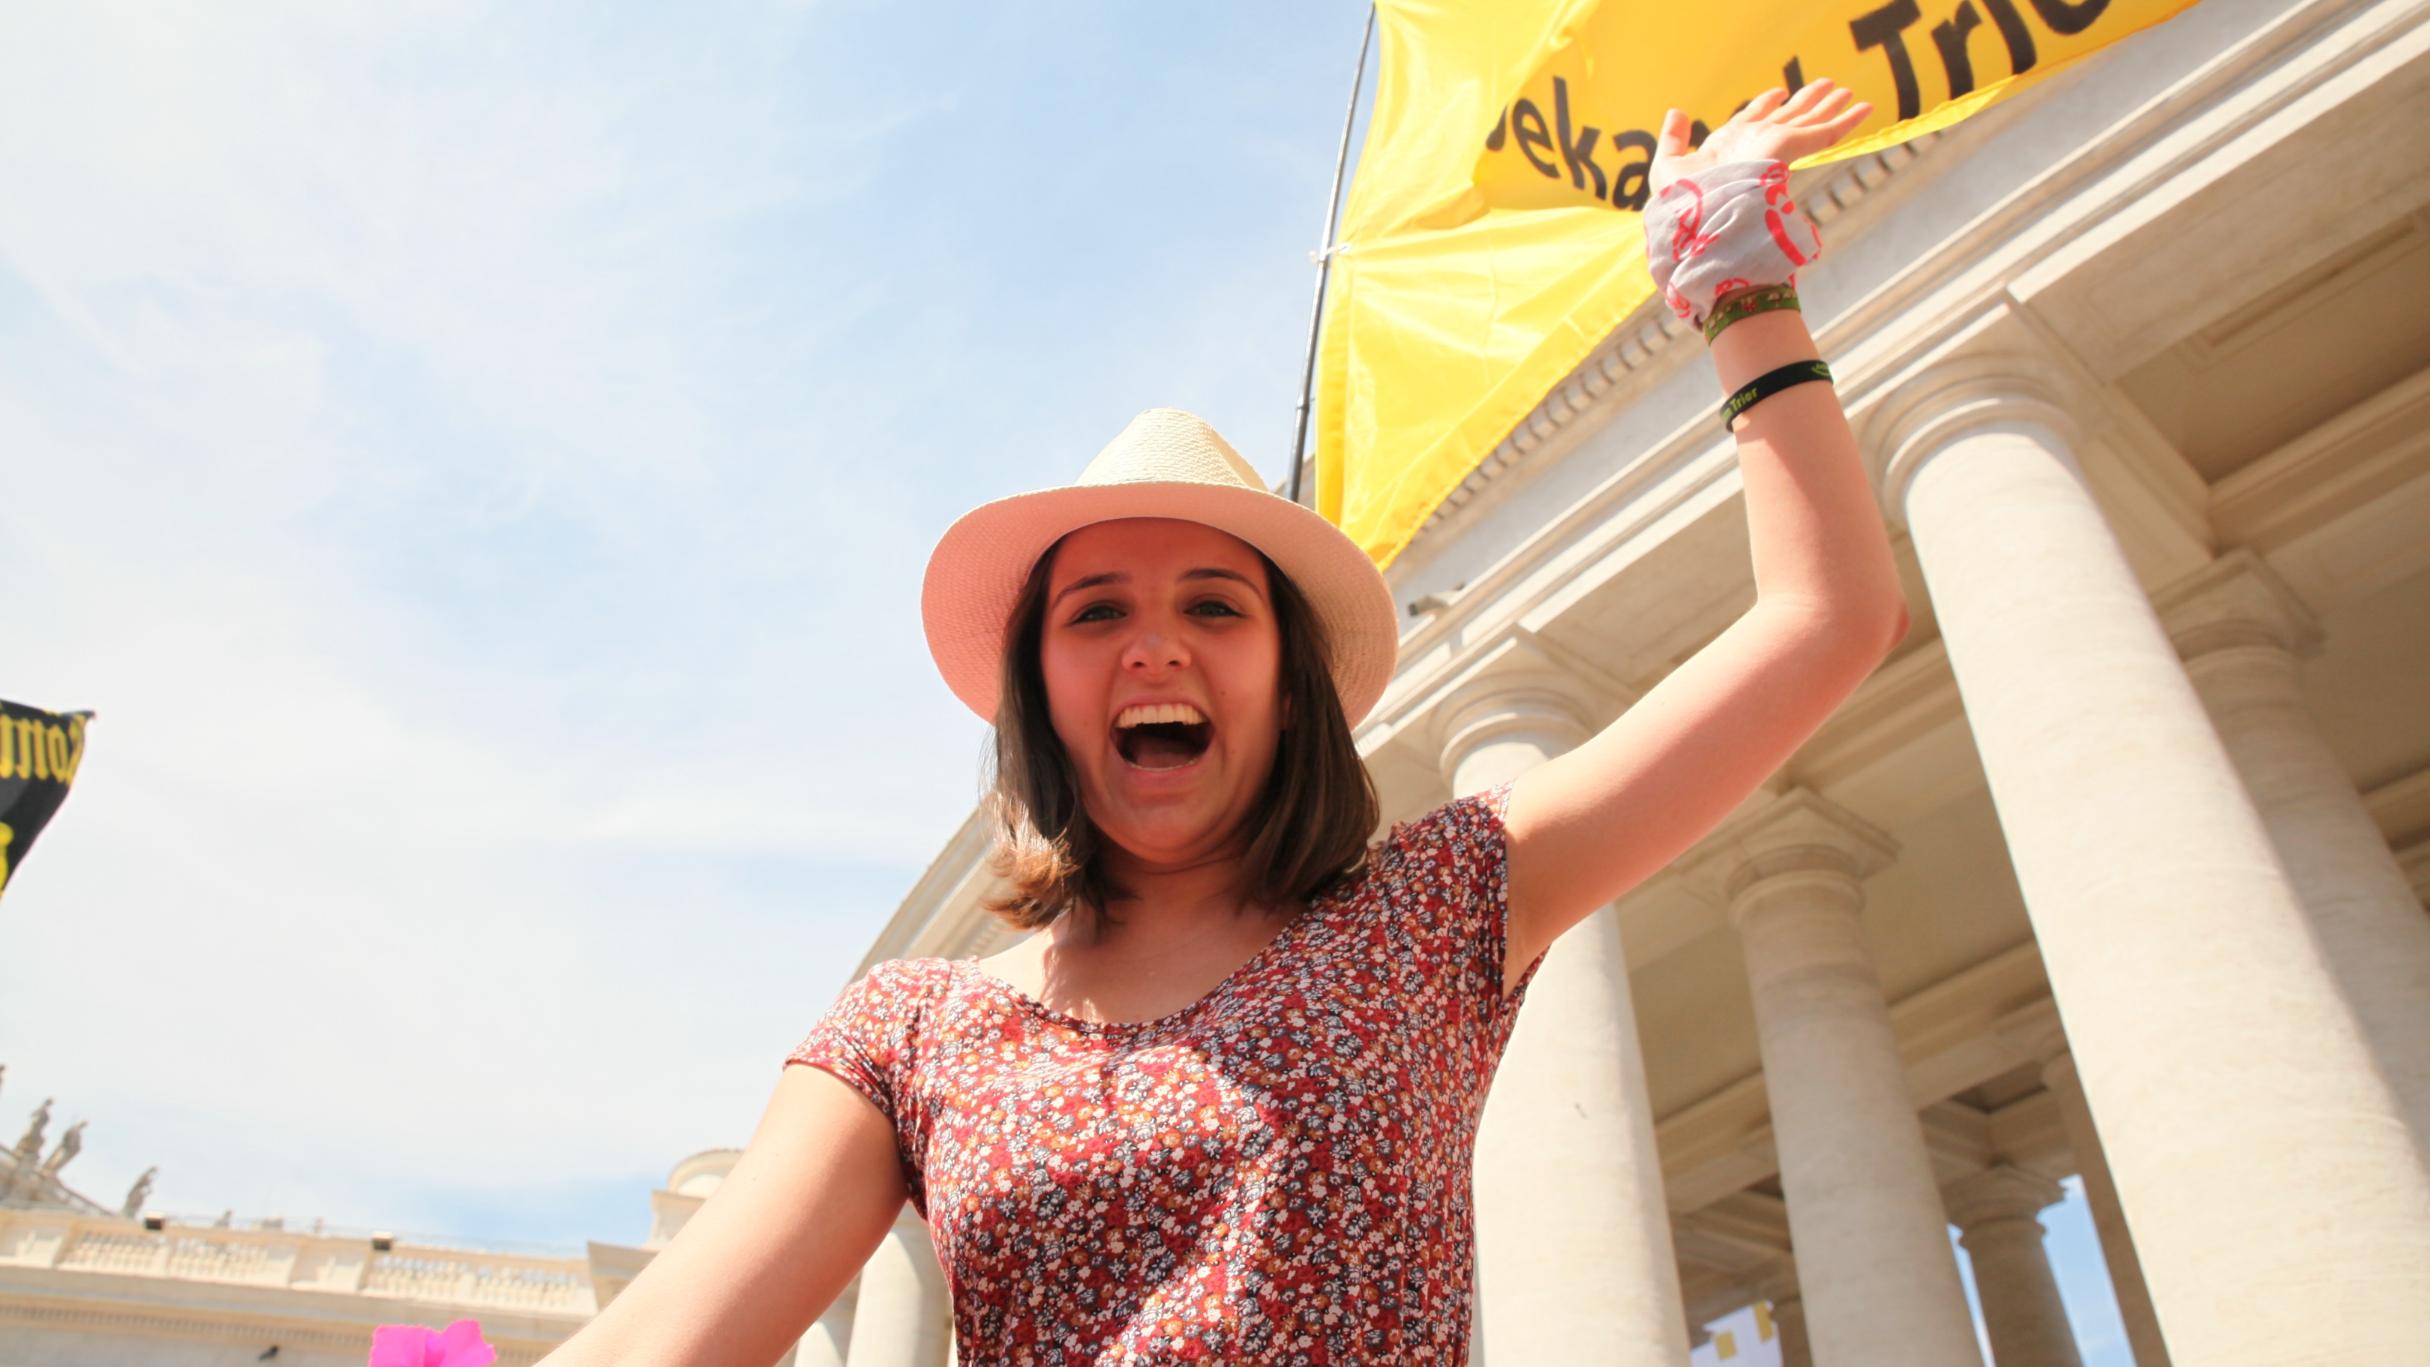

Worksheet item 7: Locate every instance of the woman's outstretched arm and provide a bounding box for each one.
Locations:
[538,1066,907,1367]
[1501,82,1907,989]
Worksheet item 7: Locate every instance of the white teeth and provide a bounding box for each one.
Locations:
[1115,702,1207,729]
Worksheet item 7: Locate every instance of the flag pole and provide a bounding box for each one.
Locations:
[1285,2,1377,509]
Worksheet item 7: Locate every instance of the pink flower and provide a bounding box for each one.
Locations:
[368,1319,497,1367]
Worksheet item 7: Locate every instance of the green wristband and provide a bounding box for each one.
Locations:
[1703,284,1801,344]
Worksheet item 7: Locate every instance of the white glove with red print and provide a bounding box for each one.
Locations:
[1643,159,1823,329]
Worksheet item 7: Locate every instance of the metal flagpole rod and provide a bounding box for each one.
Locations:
[1285,2,1377,509]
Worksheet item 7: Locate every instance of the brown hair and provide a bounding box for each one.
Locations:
[980,535,1379,933]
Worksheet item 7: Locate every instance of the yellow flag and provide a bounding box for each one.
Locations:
[1316,0,2205,568]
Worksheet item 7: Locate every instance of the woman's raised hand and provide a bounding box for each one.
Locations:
[1649,79,1873,198]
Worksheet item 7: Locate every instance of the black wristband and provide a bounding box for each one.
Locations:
[1720,359,1833,433]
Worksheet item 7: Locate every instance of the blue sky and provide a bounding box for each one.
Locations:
[0,0,1366,1240]
[2,3,2126,1358]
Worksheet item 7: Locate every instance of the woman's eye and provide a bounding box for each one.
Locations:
[1190,600,1242,618]
[1071,602,1121,624]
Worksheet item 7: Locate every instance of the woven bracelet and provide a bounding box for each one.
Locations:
[1720,360,1834,433]
[1703,284,1801,343]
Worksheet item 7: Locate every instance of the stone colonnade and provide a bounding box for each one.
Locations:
[1406,346,2430,1365]
[1869,355,2430,1362]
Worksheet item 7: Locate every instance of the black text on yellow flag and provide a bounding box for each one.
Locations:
[1473,0,2202,215]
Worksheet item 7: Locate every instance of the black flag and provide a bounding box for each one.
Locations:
[1,700,92,899]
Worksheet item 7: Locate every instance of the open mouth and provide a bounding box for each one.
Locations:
[1113,703,1215,771]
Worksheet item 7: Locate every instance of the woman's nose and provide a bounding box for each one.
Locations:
[1121,628,1189,673]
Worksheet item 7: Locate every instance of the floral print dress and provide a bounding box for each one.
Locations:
[785,784,1539,1365]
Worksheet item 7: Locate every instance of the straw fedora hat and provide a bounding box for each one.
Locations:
[922,407,1399,726]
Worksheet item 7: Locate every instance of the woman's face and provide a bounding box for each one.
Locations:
[1038,517,1285,872]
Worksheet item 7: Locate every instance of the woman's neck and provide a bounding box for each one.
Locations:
[999,846,1297,1026]
[1071,846,1266,951]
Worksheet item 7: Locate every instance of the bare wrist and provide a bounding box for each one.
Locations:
[1709,308,1821,393]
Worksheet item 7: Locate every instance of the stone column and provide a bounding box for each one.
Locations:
[1703,792,1985,1366]
[795,1292,855,1367]
[1946,1166,2084,1367]
[845,1211,950,1367]
[2162,552,2430,1135]
[1440,684,1689,1367]
[2041,1053,2168,1367]
[1873,361,2430,1363]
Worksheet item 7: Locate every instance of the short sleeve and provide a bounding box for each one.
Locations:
[783,960,948,1213]
[1370,781,1540,1046]
[784,966,911,1119]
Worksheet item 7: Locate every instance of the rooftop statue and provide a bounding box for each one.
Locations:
[12,1098,51,1165]
[40,1119,85,1176]
[121,1166,157,1218]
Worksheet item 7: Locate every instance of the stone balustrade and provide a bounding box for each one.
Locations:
[0,1208,596,1318]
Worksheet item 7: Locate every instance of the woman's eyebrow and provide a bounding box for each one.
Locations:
[1051,566,1263,609]
[1050,571,1126,610]
[1181,567,1265,598]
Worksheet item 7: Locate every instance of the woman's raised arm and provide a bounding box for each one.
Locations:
[1501,82,1908,989]
[538,1066,908,1367]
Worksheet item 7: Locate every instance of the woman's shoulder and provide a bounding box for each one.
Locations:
[856,954,958,985]
[1320,783,1528,1023]
[1370,782,1515,871]
[824,956,968,1027]
[1325,783,1515,915]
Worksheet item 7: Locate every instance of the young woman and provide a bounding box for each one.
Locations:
[543,80,1899,1366]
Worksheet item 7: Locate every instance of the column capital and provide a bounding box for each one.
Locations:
[1944,1164,2066,1233]
[1436,685,1594,781]
[2153,548,2322,662]
[1426,632,1629,788]
[1680,788,1898,916]
[1871,358,2082,524]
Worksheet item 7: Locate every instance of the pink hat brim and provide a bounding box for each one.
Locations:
[921,479,1399,727]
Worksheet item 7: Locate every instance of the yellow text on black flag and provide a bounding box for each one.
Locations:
[0,702,93,898]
